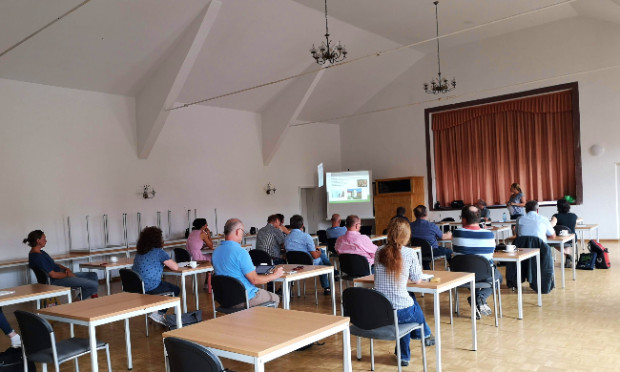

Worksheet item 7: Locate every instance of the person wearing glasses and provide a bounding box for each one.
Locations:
[212,218,283,308]
[335,214,377,268]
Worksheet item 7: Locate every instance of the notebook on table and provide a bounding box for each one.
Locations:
[255,265,275,275]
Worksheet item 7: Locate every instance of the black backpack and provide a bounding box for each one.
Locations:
[0,347,36,372]
[576,252,597,270]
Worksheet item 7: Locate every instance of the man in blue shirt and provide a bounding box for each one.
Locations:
[516,200,556,243]
[285,214,333,294]
[212,218,284,308]
[326,214,346,239]
[410,205,453,269]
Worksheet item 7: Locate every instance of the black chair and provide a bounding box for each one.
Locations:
[342,287,427,372]
[174,248,192,262]
[360,225,372,237]
[249,249,273,266]
[326,238,338,258]
[30,266,82,304]
[15,310,112,372]
[440,217,455,233]
[316,230,327,244]
[119,268,175,336]
[410,238,447,270]
[337,254,372,315]
[210,275,276,318]
[164,337,226,372]
[451,255,502,327]
[285,251,318,301]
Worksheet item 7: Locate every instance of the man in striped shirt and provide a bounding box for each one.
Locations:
[452,205,500,317]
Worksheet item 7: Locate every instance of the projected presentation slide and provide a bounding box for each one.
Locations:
[326,171,371,203]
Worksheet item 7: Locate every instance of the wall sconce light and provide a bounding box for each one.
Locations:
[266,182,277,195]
[142,185,156,199]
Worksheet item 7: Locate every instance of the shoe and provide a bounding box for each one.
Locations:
[479,303,492,316]
[90,294,98,299]
[10,334,21,348]
[424,335,436,347]
[149,312,166,326]
[323,288,332,296]
[400,360,409,366]
[565,255,573,268]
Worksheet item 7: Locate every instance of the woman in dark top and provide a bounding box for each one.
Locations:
[551,198,578,233]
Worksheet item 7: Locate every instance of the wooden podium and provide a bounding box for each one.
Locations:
[374,176,425,234]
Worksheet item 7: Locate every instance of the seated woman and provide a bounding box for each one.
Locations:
[374,218,434,367]
[25,230,99,299]
[0,308,21,348]
[186,218,214,261]
[132,226,180,325]
[550,198,578,267]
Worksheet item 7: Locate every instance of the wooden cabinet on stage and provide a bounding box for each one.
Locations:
[374,176,425,235]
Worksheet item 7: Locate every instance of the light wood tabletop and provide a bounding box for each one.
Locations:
[79,257,134,268]
[272,264,336,314]
[0,284,72,307]
[163,262,213,312]
[354,270,474,293]
[493,248,542,320]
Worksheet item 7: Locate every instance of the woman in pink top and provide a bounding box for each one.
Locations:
[186,218,214,261]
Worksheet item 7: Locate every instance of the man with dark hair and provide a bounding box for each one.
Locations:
[335,215,377,266]
[452,206,498,318]
[256,214,286,264]
[516,200,556,243]
[212,218,283,308]
[276,213,290,235]
[326,213,346,239]
[410,205,452,269]
[393,206,410,223]
[476,199,491,222]
[285,214,333,294]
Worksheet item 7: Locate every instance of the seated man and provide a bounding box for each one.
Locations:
[212,218,283,308]
[285,214,333,295]
[476,199,491,223]
[517,200,568,264]
[410,205,453,269]
[256,214,286,265]
[335,214,377,268]
[326,214,347,239]
[392,206,410,223]
[452,206,500,317]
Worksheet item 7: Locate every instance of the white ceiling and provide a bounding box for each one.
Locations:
[0,0,617,122]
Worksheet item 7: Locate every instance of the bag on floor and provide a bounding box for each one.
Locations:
[165,310,202,330]
[589,240,611,269]
[576,252,597,270]
[0,347,36,372]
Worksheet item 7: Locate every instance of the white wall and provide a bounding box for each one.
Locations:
[340,17,620,238]
[0,78,340,285]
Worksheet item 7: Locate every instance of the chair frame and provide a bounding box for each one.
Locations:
[164,337,225,372]
[210,275,276,318]
[337,253,372,315]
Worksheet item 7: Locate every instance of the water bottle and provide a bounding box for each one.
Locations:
[502,212,507,222]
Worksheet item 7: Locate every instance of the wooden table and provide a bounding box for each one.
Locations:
[0,283,72,309]
[487,225,511,244]
[493,249,542,320]
[163,306,351,372]
[575,224,599,250]
[163,262,213,312]
[271,264,336,315]
[370,234,387,244]
[354,271,476,372]
[79,258,134,296]
[38,292,182,371]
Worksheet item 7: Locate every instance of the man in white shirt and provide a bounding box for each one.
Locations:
[516,200,555,242]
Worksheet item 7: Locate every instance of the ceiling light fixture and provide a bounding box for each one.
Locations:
[310,0,347,65]
[424,1,456,95]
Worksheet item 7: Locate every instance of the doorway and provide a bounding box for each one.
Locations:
[299,186,327,234]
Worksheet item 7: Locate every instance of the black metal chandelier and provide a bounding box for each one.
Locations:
[424,1,456,95]
[310,0,347,65]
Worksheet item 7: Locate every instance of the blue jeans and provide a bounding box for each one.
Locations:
[312,252,332,289]
[477,267,502,304]
[52,271,99,299]
[147,281,180,314]
[396,294,432,362]
[0,308,12,335]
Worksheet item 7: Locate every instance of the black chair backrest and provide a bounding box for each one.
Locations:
[360,225,372,237]
[30,266,51,285]
[327,238,338,253]
[119,268,145,294]
[14,310,53,356]
[164,337,225,372]
[316,230,327,244]
[286,251,314,265]
[338,254,371,277]
[410,237,433,262]
[554,225,571,235]
[382,229,388,235]
[451,254,493,282]
[343,287,394,330]
[441,217,455,233]
[211,275,246,308]
[249,249,272,266]
[174,248,191,262]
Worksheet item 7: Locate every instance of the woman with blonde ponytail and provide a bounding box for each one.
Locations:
[374,218,434,367]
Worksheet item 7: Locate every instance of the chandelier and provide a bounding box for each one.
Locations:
[310,0,347,65]
[424,1,456,95]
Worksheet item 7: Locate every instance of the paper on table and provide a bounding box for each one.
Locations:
[0,291,15,296]
[420,273,434,281]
